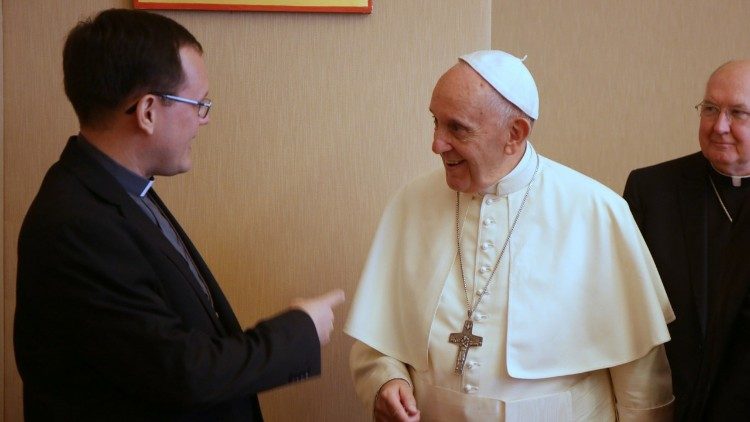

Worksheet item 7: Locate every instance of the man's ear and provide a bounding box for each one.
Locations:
[136,95,158,135]
[503,117,531,155]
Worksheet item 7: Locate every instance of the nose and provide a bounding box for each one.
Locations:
[712,110,731,134]
[432,129,451,155]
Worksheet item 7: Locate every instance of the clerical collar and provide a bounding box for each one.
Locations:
[484,141,537,197]
[76,134,155,197]
[709,164,750,188]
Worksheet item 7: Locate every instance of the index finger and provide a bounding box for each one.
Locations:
[320,289,346,307]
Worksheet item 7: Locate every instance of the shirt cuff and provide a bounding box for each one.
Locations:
[350,340,411,415]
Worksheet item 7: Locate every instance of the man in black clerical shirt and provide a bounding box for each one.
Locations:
[624,59,750,421]
[14,9,344,421]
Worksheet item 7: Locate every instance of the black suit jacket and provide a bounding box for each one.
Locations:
[14,137,320,421]
[624,152,750,421]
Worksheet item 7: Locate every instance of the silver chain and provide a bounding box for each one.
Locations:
[709,175,733,223]
[455,158,539,319]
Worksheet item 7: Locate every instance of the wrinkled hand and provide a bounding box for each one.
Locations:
[291,289,345,345]
[374,379,420,422]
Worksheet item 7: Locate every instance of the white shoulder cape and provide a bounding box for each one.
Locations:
[345,154,674,379]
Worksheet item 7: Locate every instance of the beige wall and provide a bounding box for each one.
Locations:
[4,0,750,421]
[2,0,489,420]
[492,0,750,192]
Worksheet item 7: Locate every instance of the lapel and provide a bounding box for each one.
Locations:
[149,191,242,334]
[678,154,710,335]
[128,192,229,336]
[58,137,232,335]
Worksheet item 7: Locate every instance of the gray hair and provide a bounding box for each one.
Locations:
[487,90,535,127]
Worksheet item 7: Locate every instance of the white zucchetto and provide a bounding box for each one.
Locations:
[459,50,539,119]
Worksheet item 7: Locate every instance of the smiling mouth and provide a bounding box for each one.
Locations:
[444,158,464,167]
[711,141,734,147]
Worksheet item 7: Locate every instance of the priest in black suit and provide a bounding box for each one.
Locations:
[14,9,344,421]
[624,59,750,421]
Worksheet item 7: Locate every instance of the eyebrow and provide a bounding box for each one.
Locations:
[704,99,750,109]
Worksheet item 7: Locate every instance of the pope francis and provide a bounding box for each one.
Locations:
[344,50,675,421]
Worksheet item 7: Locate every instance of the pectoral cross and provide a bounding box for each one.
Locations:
[448,319,483,374]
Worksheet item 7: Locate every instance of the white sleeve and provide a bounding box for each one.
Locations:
[609,344,675,421]
[350,340,412,415]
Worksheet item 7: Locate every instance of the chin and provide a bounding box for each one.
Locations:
[450,183,474,194]
[160,164,192,177]
[445,178,463,192]
[444,171,469,189]
[178,157,193,173]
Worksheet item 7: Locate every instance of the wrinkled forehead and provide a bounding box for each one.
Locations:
[431,63,498,106]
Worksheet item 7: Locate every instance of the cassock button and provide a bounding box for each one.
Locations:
[472,313,486,322]
[466,361,481,371]
[481,241,494,251]
[476,289,489,297]
[482,217,495,227]
[485,197,495,205]
[479,265,491,274]
[463,384,478,394]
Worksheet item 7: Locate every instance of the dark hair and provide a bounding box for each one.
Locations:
[63,8,203,126]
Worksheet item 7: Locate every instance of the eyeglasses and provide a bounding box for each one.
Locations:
[158,94,212,118]
[125,93,213,118]
[695,100,750,124]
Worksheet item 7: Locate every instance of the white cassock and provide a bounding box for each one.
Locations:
[345,143,675,421]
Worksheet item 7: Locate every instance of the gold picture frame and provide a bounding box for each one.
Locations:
[133,0,372,13]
